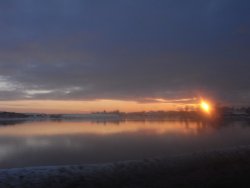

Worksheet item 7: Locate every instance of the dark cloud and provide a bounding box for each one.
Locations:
[0,0,249,105]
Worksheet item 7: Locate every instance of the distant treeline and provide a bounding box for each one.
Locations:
[0,112,30,119]
[93,107,250,120]
[0,112,59,119]
[92,110,205,120]
[1,106,250,120]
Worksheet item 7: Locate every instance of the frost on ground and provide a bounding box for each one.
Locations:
[1,146,250,188]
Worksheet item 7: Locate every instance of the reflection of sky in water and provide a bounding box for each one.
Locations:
[0,120,207,136]
[1,120,250,168]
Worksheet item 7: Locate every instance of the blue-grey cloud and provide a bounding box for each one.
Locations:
[0,0,249,105]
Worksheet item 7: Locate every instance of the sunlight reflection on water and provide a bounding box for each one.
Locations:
[0,120,250,168]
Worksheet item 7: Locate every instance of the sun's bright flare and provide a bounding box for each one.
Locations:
[200,100,211,113]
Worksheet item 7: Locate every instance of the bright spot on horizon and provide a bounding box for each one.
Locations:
[200,100,211,113]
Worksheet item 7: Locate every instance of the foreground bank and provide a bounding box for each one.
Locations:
[1,146,250,188]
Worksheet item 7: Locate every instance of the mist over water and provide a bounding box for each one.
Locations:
[1,120,250,169]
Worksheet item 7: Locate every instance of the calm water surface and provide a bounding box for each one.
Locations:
[1,119,250,169]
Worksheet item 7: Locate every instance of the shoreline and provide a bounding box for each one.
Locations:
[1,146,250,187]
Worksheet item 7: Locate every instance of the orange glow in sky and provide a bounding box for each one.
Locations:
[0,98,198,114]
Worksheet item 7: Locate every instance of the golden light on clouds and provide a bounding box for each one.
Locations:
[0,98,199,113]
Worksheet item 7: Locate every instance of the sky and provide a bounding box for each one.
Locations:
[0,0,249,113]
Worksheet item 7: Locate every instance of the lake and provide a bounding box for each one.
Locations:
[1,119,250,169]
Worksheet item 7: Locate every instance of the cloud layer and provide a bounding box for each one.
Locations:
[0,0,250,105]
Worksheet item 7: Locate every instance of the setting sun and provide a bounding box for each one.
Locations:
[200,100,211,113]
